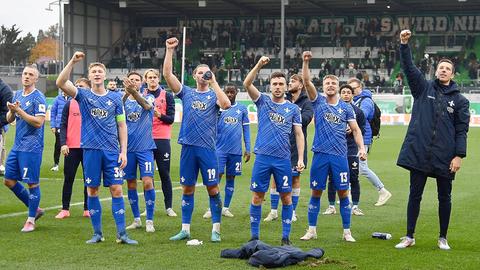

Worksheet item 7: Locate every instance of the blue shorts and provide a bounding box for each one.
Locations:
[83,149,124,187]
[310,152,349,191]
[5,151,42,184]
[291,167,301,177]
[180,145,218,186]
[124,151,155,180]
[251,154,292,193]
[217,151,242,176]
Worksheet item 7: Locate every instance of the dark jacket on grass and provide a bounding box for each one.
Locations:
[397,44,470,179]
[221,240,324,268]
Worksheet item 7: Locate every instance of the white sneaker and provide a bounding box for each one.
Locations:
[222,208,234,217]
[166,208,177,217]
[263,210,278,221]
[140,210,147,216]
[375,188,392,206]
[343,230,356,242]
[300,228,317,240]
[395,236,415,249]
[438,237,451,250]
[203,209,212,219]
[323,206,336,215]
[352,206,365,216]
[126,219,142,230]
[50,165,59,171]
[292,211,297,222]
[145,220,155,233]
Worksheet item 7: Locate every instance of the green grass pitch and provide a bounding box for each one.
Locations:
[0,125,479,269]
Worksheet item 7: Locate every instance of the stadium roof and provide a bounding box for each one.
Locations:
[85,0,480,17]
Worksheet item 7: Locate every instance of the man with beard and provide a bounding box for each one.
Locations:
[264,74,313,223]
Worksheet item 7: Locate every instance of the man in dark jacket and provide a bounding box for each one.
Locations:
[395,30,470,250]
[0,78,13,176]
[264,74,313,223]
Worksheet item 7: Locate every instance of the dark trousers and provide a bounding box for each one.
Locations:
[328,156,360,204]
[54,130,61,165]
[153,139,173,209]
[406,169,452,238]
[62,148,87,210]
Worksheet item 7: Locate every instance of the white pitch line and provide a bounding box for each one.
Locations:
[0,183,202,219]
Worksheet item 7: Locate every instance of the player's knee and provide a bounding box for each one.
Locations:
[251,192,264,205]
[182,185,195,195]
[3,179,15,188]
[311,189,322,197]
[87,187,99,196]
[206,185,219,195]
[143,178,154,190]
[127,180,137,190]
[337,190,349,198]
[280,193,292,205]
[110,185,123,197]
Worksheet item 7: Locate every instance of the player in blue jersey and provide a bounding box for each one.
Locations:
[203,83,251,219]
[244,56,305,246]
[56,52,137,245]
[120,71,157,233]
[163,37,231,242]
[3,65,46,233]
[300,51,367,242]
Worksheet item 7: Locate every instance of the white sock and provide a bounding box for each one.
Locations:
[308,226,316,232]
[271,209,278,214]
[27,217,35,224]
[344,228,351,234]
[212,222,220,233]
[181,223,190,233]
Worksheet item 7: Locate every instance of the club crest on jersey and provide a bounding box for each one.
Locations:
[224,116,238,124]
[90,108,108,119]
[127,112,140,122]
[269,112,286,124]
[324,112,341,124]
[192,100,207,110]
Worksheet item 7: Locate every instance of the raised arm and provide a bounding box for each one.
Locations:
[302,51,318,101]
[399,30,427,98]
[162,38,182,93]
[243,56,270,101]
[123,78,152,110]
[56,52,84,97]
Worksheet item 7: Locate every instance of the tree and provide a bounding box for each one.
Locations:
[29,37,58,63]
[0,25,36,65]
[45,24,58,39]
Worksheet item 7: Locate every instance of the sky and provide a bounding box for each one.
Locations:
[0,0,59,37]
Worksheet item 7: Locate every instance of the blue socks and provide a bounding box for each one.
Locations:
[181,194,194,224]
[308,196,321,227]
[209,193,222,224]
[28,186,40,218]
[88,196,102,235]
[11,182,29,207]
[250,204,262,239]
[127,189,140,219]
[292,188,300,211]
[282,204,293,239]
[270,189,279,210]
[224,179,235,208]
[144,188,156,221]
[111,197,126,235]
[339,196,351,229]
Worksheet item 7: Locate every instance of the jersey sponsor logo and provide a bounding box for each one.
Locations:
[223,116,239,124]
[127,112,141,122]
[324,112,341,124]
[192,100,207,110]
[90,108,108,119]
[269,112,286,124]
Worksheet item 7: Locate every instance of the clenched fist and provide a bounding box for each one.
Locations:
[166,37,179,50]
[400,30,411,44]
[71,51,85,63]
[257,56,270,67]
[303,51,313,62]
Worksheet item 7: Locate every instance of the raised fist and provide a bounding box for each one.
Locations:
[258,56,270,67]
[71,51,85,63]
[303,51,313,62]
[166,37,179,49]
[400,30,411,44]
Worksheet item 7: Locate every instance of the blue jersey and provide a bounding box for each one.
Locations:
[176,85,219,150]
[253,94,301,159]
[216,103,250,155]
[311,95,356,157]
[11,89,46,153]
[75,88,124,151]
[124,94,156,152]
